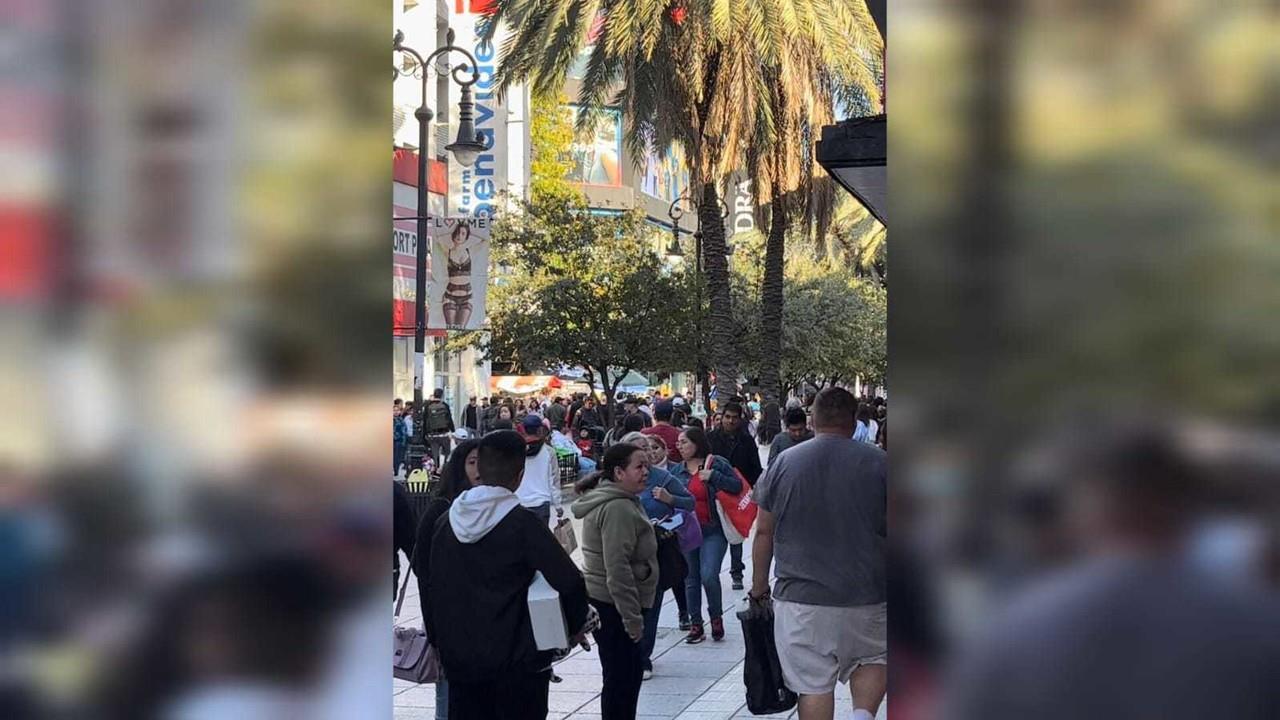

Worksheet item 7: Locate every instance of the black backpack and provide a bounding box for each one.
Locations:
[425,401,451,433]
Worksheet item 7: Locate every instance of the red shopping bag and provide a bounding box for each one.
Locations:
[709,457,758,541]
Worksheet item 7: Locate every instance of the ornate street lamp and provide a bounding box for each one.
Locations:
[667,190,730,415]
[394,28,487,474]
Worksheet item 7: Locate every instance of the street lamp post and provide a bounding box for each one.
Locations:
[394,29,487,474]
[667,191,730,415]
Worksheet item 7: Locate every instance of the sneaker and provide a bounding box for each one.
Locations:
[710,617,725,641]
[685,623,706,644]
[642,668,654,681]
[678,615,691,632]
[731,579,744,590]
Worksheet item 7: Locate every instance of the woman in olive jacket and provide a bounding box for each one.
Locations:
[571,442,659,720]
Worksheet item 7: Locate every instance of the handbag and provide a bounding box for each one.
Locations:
[653,523,689,592]
[393,548,441,684]
[553,517,578,555]
[668,509,703,553]
[708,457,758,543]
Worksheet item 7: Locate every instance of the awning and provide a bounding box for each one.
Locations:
[816,114,886,225]
[489,375,562,395]
[599,370,652,397]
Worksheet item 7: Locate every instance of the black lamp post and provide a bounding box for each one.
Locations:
[667,190,730,415]
[394,29,487,474]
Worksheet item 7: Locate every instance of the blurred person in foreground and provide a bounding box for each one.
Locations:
[945,426,1280,720]
[425,431,591,719]
[516,415,563,526]
[412,438,481,720]
[768,406,815,464]
[750,387,887,720]
[708,401,762,591]
[572,443,660,719]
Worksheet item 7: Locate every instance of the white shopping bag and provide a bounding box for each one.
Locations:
[527,571,569,650]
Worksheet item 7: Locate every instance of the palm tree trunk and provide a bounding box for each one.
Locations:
[758,200,787,406]
[698,181,739,405]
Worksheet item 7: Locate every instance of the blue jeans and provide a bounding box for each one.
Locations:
[684,524,729,624]
[435,677,448,720]
[641,603,661,670]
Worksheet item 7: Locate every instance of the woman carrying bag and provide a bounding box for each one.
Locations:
[619,431,693,679]
[642,433,702,632]
[571,443,659,720]
[670,427,742,643]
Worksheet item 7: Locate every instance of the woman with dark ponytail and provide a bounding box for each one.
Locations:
[571,443,659,720]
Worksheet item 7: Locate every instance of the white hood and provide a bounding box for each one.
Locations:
[449,486,522,544]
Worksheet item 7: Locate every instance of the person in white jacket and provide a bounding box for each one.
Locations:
[516,414,562,525]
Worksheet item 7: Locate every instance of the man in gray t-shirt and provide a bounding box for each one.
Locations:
[750,387,887,720]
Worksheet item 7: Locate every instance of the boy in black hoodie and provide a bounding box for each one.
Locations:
[425,430,590,719]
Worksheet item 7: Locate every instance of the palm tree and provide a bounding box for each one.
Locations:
[824,197,887,286]
[483,0,882,404]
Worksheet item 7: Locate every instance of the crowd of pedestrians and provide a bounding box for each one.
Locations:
[394,386,889,720]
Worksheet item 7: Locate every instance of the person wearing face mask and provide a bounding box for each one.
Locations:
[571,444,660,720]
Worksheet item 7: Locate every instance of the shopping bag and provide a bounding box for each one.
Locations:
[711,459,757,543]
[393,548,440,684]
[737,597,798,715]
[553,517,578,555]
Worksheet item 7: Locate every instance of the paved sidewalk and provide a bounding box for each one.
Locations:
[395,444,887,719]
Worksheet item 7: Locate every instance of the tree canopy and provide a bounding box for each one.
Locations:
[449,190,699,422]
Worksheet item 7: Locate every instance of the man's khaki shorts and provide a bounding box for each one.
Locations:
[773,598,887,696]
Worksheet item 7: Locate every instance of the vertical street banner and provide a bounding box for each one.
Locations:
[449,0,506,218]
[426,215,491,331]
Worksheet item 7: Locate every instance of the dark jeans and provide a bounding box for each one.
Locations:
[428,434,452,469]
[529,502,552,526]
[672,584,688,620]
[393,441,406,475]
[641,603,662,670]
[448,670,550,720]
[729,542,745,581]
[591,600,645,720]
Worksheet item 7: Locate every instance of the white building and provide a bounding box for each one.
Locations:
[392,0,532,413]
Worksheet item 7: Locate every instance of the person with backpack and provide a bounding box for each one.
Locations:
[424,431,591,720]
[411,439,480,720]
[670,427,743,643]
[571,443,660,719]
[424,388,456,469]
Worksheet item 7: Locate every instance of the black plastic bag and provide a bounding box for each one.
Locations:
[737,597,798,715]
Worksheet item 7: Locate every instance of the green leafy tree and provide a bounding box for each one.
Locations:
[450,193,698,424]
[528,91,579,203]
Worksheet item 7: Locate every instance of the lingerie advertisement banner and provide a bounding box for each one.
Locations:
[426,214,491,331]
